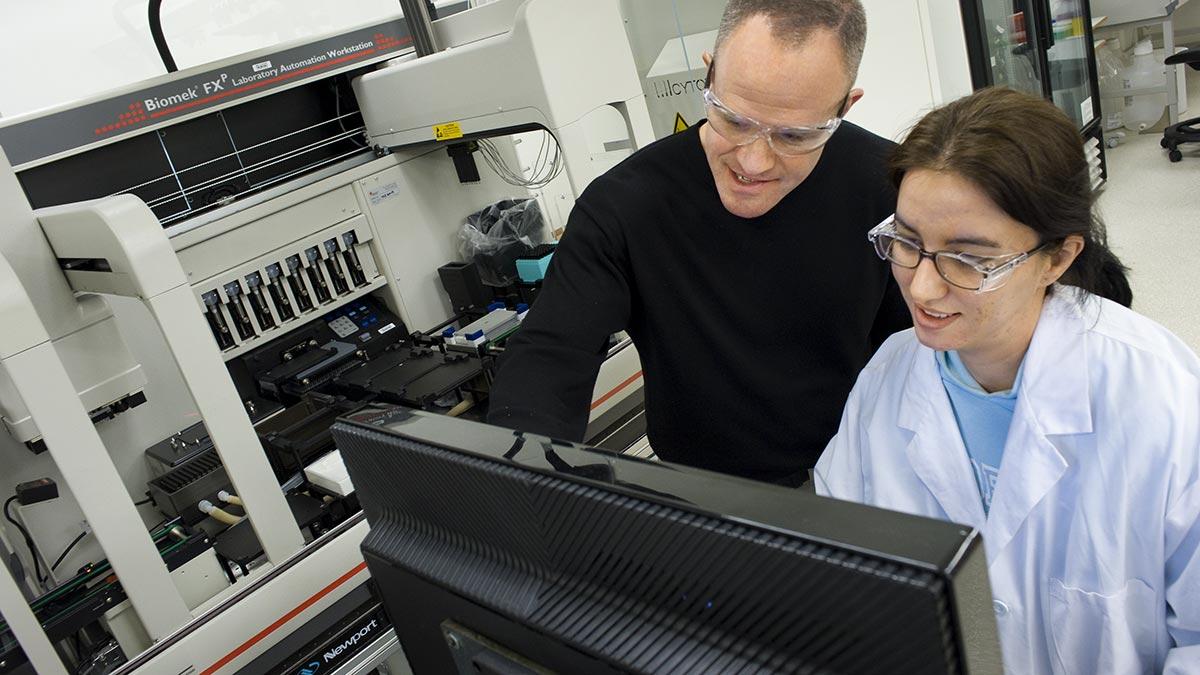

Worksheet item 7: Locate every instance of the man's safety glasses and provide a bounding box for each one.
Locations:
[702,88,845,156]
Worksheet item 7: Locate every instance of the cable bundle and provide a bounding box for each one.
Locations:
[478,131,564,190]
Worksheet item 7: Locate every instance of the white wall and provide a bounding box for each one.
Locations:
[1179,1,1200,40]
[853,0,942,140]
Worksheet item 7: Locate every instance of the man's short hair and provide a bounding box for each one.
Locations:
[713,0,868,84]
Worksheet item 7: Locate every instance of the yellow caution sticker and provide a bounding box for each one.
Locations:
[674,113,689,134]
[433,121,464,141]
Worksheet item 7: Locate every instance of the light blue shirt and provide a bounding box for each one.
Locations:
[936,350,1023,515]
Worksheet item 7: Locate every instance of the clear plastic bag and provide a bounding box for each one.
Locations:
[1095,39,1128,131]
[458,198,548,286]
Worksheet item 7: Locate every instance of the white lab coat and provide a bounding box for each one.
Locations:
[815,289,1200,674]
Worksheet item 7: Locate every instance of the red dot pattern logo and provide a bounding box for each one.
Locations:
[94,101,148,136]
[375,33,404,50]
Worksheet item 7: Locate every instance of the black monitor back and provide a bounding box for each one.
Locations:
[333,409,1002,674]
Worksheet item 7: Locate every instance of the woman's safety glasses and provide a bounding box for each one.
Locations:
[868,215,1047,293]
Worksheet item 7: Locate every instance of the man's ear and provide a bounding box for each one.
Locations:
[842,88,865,117]
[702,51,713,68]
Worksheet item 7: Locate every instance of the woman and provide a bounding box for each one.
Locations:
[815,87,1200,674]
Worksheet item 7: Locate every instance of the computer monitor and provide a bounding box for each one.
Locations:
[333,408,1002,674]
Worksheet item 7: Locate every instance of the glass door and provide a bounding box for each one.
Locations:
[970,0,1047,96]
[1043,0,1098,128]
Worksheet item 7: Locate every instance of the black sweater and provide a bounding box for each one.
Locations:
[488,121,910,484]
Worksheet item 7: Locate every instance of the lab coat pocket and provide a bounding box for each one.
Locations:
[1046,577,1157,675]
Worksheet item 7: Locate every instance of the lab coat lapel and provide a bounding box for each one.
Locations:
[982,291,1091,563]
[898,347,988,531]
[982,412,1067,563]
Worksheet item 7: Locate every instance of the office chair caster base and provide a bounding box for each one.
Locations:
[1161,137,1170,149]
[1169,149,1183,162]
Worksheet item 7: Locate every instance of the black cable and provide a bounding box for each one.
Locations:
[50,530,90,573]
[333,78,367,149]
[4,496,45,584]
[148,0,178,73]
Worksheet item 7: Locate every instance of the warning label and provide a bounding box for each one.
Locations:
[644,68,708,140]
[433,122,464,141]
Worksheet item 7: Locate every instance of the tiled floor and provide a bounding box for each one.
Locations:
[1098,67,1200,351]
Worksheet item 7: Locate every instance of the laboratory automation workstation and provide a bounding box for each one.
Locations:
[0,0,1011,673]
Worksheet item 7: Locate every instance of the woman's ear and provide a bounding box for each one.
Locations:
[1044,235,1085,286]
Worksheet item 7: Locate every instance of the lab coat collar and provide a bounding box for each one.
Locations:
[897,288,1091,432]
[1016,288,1094,436]
[896,288,1090,559]
[901,376,989,530]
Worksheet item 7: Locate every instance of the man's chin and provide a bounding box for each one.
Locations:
[717,189,781,219]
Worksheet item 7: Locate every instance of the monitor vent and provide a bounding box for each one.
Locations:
[341,425,962,674]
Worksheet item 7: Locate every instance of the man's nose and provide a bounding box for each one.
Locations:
[735,136,776,175]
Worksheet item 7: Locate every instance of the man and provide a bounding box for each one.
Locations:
[487,0,908,486]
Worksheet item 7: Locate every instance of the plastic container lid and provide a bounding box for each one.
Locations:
[442,327,456,338]
[516,303,529,313]
[487,301,506,312]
